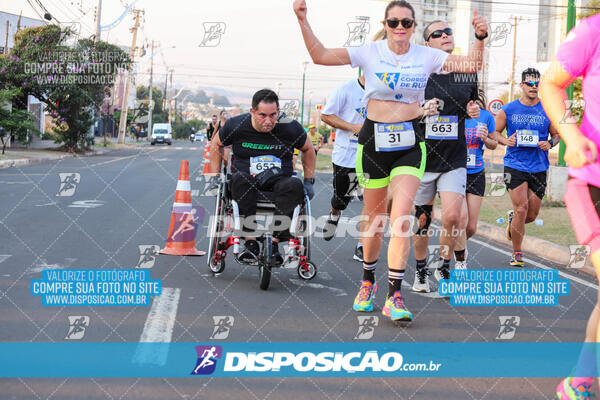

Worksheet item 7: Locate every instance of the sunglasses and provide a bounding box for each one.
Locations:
[427,27,453,41]
[523,80,540,88]
[386,18,415,29]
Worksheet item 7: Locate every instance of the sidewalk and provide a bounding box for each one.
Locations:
[0,136,140,169]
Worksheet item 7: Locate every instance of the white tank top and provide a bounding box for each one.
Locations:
[347,40,449,104]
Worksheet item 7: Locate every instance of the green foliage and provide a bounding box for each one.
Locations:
[579,0,599,18]
[0,25,130,152]
[187,118,207,131]
[173,121,196,139]
[0,88,39,153]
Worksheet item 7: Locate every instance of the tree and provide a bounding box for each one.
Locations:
[0,25,130,152]
[187,118,206,131]
[579,0,599,18]
[0,88,39,154]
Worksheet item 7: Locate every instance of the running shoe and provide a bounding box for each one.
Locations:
[434,265,450,281]
[353,244,364,262]
[353,280,377,312]
[506,210,514,241]
[510,251,524,267]
[323,213,341,241]
[412,267,431,293]
[556,377,594,399]
[239,240,259,263]
[454,260,467,270]
[382,291,413,321]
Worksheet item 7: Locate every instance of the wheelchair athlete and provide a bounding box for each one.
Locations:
[209,89,317,264]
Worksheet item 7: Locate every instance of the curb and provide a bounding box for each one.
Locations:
[433,207,595,277]
[0,149,112,169]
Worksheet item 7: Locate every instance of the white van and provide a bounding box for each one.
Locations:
[151,123,172,145]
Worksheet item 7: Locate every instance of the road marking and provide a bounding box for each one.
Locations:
[428,223,598,290]
[68,200,105,208]
[289,278,347,296]
[469,237,598,290]
[0,255,11,264]
[133,287,181,366]
[401,280,444,298]
[27,257,76,274]
[191,190,199,197]
[0,181,32,184]
[35,201,57,207]
[88,149,160,167]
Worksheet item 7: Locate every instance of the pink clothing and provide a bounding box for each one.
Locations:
[556,14,600,188]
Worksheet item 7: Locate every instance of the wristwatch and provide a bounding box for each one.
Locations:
[475,31,488,40]
[304,177,315,184]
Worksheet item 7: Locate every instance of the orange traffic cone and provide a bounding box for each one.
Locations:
[202,142,212,175]
[160,160,205,256]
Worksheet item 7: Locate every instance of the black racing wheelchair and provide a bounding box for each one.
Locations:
[206,174,317,290]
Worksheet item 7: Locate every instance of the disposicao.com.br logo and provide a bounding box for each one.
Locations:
[190,346,442,376]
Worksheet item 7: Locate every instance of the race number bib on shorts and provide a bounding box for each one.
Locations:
[466,148,477,167]
[516,130,539,147]
[425,115,459,140]
[250,155,281,175]
[374,122,415,152]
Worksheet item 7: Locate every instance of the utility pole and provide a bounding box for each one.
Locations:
[559,0,576,167]
[94,0,102,44]
[300,61,308,126]
[508,16,518,103]
[147,40,154,140]
[4,21,8,55]
[168,69,173,124]
[307,91,313,126]
[117,9,142,144]
[163,71,168,113]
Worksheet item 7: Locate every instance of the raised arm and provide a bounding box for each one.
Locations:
[443,10,487,74]
[539,60,597,167]
[293,0,351,66]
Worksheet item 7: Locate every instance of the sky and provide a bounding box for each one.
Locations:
[2,0,389,105]
[1,0,571,105]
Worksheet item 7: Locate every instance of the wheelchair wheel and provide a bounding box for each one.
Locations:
[297,197,312,262]
[210,257,225,274]
[207,182,225,268]
[259,234,272,290]
[297,261,317,280]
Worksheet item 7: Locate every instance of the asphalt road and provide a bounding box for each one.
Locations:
[0,140,596,399]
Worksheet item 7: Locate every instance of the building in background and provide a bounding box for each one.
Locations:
[0,12,47,140]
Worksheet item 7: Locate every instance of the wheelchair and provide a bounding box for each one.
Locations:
[206,173,317,290]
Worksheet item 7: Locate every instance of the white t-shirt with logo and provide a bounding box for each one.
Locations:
[322,78,366,168]
[347,40,449,104]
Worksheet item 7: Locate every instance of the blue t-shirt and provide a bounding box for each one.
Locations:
[465,109,496,174]
[502,100,551,173]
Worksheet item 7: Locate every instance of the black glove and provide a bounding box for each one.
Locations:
[303,178,315,200]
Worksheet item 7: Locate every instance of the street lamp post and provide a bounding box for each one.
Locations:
[559,0,576,167]
[300,61,308,126]
[307,91,313,126]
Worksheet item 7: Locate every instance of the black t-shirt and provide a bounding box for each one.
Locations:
[424,73,478,172]
[219,113,307,176]
[207,123,215,140]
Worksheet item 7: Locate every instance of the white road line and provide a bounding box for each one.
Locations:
[428,222,598,290]
[0,255,11,264]
[289,279,347,296]
[88,149,160,167]
[27,257,76,274]
[132,287,181,366]
[469,237,598,290]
